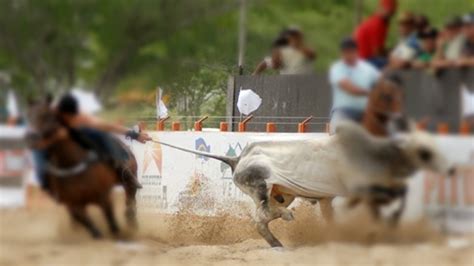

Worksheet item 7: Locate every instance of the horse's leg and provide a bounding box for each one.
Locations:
[114,162,138,229]
[124,182,138,229]
[100,196,120,235]
[68,206,102,239]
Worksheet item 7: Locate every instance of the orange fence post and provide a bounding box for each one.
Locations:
[297,116,313,133]
[156,116,170,131]
[138,121,147,131]
[238,115,254,132]
[171,122,181,131]
[437,122,449,135]
[266,122,276,133]
[459,121,471,135]
[194,116,209,131]
[417,117,430,130]
[219,122,229,132]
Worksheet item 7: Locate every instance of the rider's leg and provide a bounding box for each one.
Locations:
[32,149,48,190]
[76,127,141,189]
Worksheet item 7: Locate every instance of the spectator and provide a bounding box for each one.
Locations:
[329,38,381,134]
[411,27,438,69]
[414,14,430,34]
[457,13,474,67]
[432,16,465,68]
[253,27,315,75]
[388,12,421,69]
[354,0,397,69]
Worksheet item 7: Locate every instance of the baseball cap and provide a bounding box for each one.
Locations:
[340,37,357,50]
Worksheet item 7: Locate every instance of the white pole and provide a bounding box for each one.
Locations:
[237,0,247,75]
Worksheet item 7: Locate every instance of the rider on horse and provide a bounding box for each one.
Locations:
[32,93,150,192]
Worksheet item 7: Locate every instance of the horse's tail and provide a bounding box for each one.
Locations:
[151,140,239,171]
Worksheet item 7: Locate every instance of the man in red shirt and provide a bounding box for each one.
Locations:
[354,0,398,68]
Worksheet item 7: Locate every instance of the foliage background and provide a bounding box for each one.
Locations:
[0,0,472,121]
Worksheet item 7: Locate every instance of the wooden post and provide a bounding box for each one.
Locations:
[437,123,449,135]
[138,121,147,131]
[156,116,170,131]
[171,122,181,131]
[297,116,313,133]
[220,122,229,132]
[459,121,471,135]
[238,115,253,132]
[266,122,276,132]
[194,116,209,131]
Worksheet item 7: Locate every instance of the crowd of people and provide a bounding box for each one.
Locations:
[253,1,474,74]
[383,11,474,70]
[252,0,474,131]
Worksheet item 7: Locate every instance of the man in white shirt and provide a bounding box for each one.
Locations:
[329,38,381,133]
[253,28,315,75]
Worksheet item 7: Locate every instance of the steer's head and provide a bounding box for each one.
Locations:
[388,116,455,176]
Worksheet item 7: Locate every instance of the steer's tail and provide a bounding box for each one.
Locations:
[150,140,239,171]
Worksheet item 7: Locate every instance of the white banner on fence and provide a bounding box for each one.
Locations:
[129,132,474,233]
[130,132,325,216]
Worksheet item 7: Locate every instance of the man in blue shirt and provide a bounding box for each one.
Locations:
[329,38,381,133]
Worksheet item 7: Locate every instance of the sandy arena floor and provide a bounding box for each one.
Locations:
[0,193,473,266]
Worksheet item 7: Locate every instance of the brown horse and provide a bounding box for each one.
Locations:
[354,77,407,224]
[363,78,403,136]
[26,98,139,238]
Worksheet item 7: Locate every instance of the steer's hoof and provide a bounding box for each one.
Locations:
[280,209,294,221]
[271,246,285,252]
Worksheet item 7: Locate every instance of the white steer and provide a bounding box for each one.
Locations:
[156,120,453,247]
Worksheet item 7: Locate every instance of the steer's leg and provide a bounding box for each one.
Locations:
[388,195,406,227]
[319,198,334,223]
[234,166,287,247]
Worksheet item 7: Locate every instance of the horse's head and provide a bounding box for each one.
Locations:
[367,77,404,124]
[26,95,63,149]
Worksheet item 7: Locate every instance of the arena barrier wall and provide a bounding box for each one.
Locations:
[229,68,474,132]
[129,131,474,233]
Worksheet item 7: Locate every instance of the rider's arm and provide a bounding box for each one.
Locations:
[86,116,129,134]
[79,115,151,143]
[338,79,369,96]
[26,128,68,149]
